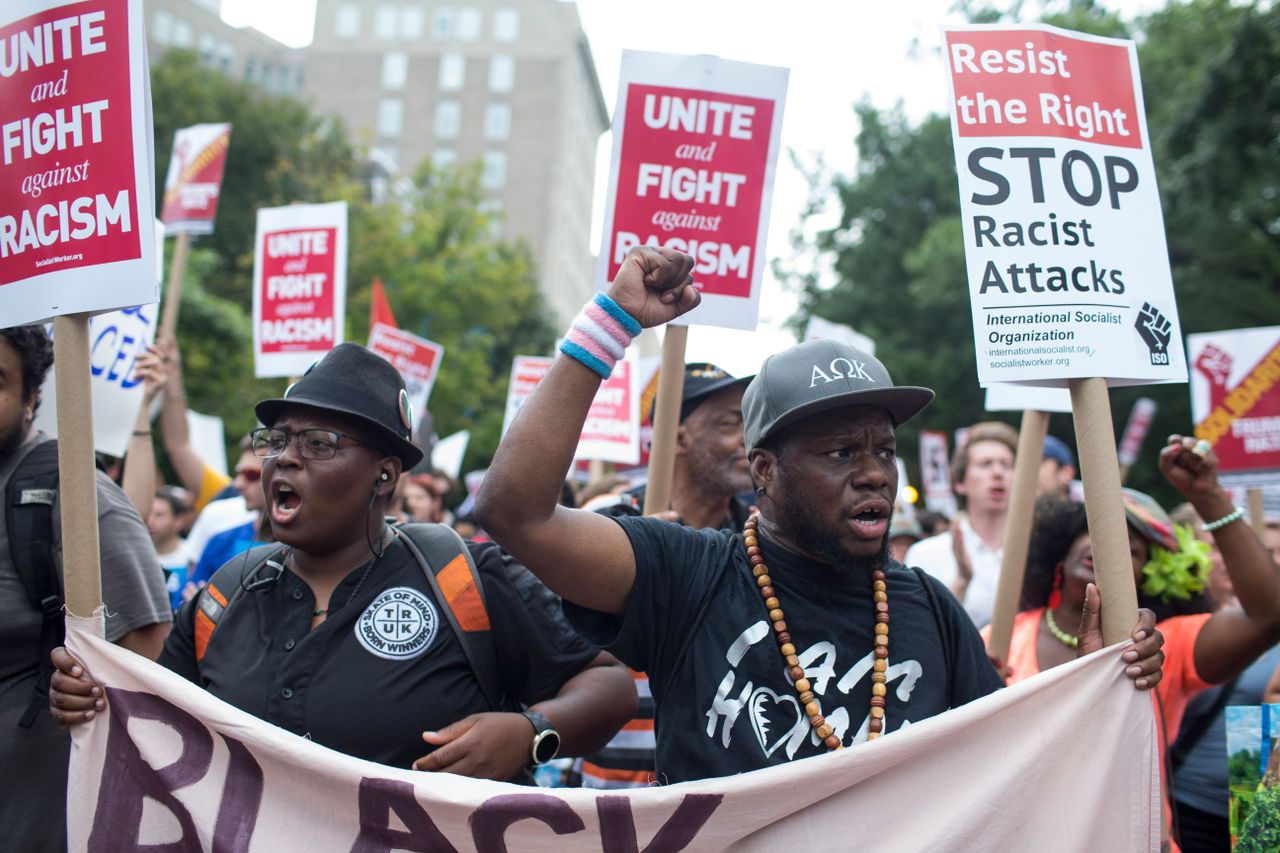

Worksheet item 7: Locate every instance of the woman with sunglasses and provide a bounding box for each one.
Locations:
[49,344,636,781]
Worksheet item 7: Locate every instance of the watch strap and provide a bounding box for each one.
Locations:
[520,709,560,765]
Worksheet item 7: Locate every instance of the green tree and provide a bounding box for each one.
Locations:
[784,0,1280,502]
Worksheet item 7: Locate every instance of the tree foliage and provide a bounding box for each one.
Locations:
[785,0,1280,504]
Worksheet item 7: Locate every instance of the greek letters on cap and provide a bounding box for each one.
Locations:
[809,358,877,388]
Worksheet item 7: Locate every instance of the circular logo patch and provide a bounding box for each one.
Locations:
[398,388,413,432]
[355,586,438,661]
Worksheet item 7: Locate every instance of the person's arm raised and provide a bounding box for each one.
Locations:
[1162,435,1280,685]
[476,247,698,616]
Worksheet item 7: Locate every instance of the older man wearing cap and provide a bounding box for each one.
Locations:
[478,247,1165,782]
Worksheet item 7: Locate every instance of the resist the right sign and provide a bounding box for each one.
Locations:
[943,24,1186,388]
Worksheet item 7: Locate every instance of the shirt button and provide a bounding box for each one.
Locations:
[281,687,294,699]
[292,588,304,600]
[284,639,295,651]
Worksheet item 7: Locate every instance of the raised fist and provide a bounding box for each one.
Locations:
[606,247,699,329]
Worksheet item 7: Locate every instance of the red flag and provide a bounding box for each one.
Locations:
[370,278,398,332]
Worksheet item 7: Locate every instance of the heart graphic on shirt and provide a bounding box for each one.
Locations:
[748,686,804,757]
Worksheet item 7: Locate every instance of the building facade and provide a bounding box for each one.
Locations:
[304,0,608,325]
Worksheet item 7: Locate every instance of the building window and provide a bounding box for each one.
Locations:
[434,101,461,138]
[218,42,236,73]
[375,5,398,39]
[488,55,514,93]
[334,4,360,39]
[439,54,465,91]
[458,9,481,41]
[402,7,424,39]
[432,149,458,170]
[172,18,193,48]
[432,7,455,40]
[381,52,408,89]
[152,9,173,44]
[198,33,217,63]
[483,103,510,140]
[377,99,404,137]
[481,151,506,189]
[493,9,519,42]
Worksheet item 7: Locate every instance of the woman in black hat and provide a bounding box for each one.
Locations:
[49,344,636,781]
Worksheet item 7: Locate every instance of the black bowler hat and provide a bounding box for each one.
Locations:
[254,343,425,468]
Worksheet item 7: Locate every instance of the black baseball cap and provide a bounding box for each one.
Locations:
[742,340,934,452]
[651,363,754,424]
[254,343,425,468]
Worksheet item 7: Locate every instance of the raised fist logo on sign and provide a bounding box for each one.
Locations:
[1135,302,1172,366]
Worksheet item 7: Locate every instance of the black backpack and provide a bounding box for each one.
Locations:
[193,523,506,710]
[6,440,65,728]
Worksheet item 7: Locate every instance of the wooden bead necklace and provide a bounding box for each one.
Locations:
[744,512,890,749]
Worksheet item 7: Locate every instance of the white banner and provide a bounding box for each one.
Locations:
[983,382,1072,413]
[65,616,1158,851]
[596,51,788,332]
[943,23,1186,389]
[252,202,348,378]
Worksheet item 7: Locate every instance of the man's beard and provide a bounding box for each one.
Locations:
[0,417,26,465]
[774,473,890,574]
[686,443,753,500]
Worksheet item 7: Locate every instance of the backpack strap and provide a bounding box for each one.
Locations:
[394,524,505,711]
[6,440,64,728]
[911,566,957,708]
[194,544,288,663]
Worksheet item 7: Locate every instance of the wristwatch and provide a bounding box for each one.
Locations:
[521,709,561,766]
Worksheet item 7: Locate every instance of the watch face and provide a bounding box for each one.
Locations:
[533,729,561,765]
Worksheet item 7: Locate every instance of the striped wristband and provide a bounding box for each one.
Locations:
[559,292,642,379]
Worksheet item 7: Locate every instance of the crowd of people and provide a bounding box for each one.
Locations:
[0,247,1275,850]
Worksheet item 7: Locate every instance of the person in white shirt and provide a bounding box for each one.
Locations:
[147,487,193,610]
[905,421,1016,627]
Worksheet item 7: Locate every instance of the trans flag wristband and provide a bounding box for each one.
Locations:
[559,292,642,379]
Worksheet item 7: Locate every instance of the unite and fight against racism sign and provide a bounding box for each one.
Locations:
[597,51,787,331]
[0,0,156,326]
[159,122,231,235]
[943,24,1186,388]
[252,202,347,378]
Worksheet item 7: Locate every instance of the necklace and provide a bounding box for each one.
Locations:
[313,608,328,617]
[744,512,889,748]
[1044,608,1078,648]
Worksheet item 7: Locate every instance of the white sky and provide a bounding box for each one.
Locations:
[219,0,1163,376]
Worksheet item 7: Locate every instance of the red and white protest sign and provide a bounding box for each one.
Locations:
[1117,397,1157,468]
[367,322,443,429]
[252,202,347,377]
[919,430,957,517]
[943,24,1185,388]
[1190,327,1280,482]
[576,354,641,465]
[596,51,787,331]
[0,0,157,327]
[501,355,553,436]
[159,122,230,235]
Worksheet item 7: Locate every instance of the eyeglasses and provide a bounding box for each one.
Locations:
[250,427,374,461]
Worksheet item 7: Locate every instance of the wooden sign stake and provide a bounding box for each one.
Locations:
[53,315,102,621]
[157,231,191,343]
[1247,487,1267,538]
[643,326,688,515]
[986,409,1049,663]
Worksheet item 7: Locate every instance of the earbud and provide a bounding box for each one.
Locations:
[380,472,390,482]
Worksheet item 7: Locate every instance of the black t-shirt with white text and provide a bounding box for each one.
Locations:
[566,516,1004,784]
[161,537,596,771]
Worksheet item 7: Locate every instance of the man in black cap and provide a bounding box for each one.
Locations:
[52,343,636,784]
[601,362,753,532]
[477,246,1167,783]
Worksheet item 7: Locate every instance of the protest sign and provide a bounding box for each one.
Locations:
[65,614,1158,851]
[1226,704,1280,848]
[186,409,227,477]
[1117,396,1156,472]
[252,202,347,378]
[919,430,958,517]
[1189,327,1280,484]
[575,354,641,465]
[158,122,230,235]
[501,355,553,436]
[431,430,469,480]
[34,302,157,456]
[597,50,788,332]
[367,322,444,430]
[984,382,1071,413]
[804,316,875,356]
[943,23,1185,389]
[0,0,157,327]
